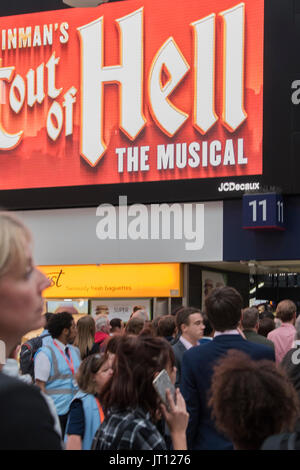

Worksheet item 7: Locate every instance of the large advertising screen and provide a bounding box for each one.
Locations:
[0,0,264,208]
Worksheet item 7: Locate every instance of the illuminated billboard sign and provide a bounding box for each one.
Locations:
[0,0,264,206]
[39,263,182,298]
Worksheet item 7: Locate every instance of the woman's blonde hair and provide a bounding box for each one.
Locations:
[73,315,96,360]
[76,353,109,395]
[0,212,31,278]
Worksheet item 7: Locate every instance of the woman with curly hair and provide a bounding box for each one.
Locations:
[208,350,300,450]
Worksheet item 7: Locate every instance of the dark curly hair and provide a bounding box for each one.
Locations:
[208,350,300,449]
[100,335,175,421]
[47,311,73,339]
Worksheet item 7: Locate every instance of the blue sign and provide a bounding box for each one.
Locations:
[242,193,285,230]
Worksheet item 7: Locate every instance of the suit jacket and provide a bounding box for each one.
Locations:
[0,372,62,450]
[180,334,275,450]
[243,329,275,350]
[172,339,188,388]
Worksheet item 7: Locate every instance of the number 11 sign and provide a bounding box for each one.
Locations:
[242,193,285,231]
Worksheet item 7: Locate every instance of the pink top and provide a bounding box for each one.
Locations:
[267,323,296,363]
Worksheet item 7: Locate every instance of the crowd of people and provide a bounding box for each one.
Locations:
[1,211,300,450]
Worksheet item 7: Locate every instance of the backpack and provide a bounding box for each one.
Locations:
[19,333,51,379]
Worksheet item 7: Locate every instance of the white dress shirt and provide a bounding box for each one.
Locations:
[213,329,241,337]
[179,335,201,350]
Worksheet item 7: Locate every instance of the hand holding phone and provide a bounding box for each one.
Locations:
[152,368,176,411]
[159,388,189,451]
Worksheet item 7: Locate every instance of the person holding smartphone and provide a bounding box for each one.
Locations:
[92,335,189,450]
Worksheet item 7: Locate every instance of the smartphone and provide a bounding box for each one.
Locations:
[152,369,176,411]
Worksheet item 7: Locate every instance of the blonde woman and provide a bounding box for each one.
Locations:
[0,212,62,449]
[65,353,113,450]
[74,315,100,360]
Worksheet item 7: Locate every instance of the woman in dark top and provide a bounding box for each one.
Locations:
[73,315,100,359]
[92,335,189,450]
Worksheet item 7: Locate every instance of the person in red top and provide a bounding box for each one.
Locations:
[95,315,111,351]
[267,300,297,363]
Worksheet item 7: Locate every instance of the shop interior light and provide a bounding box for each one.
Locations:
[62,0,108,6]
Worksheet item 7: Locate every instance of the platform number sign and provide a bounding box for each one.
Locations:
[242,193,285,230]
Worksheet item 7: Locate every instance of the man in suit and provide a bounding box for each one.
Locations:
[172,307,205,388]
[241,307,275,350]
[181,287,275,450]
